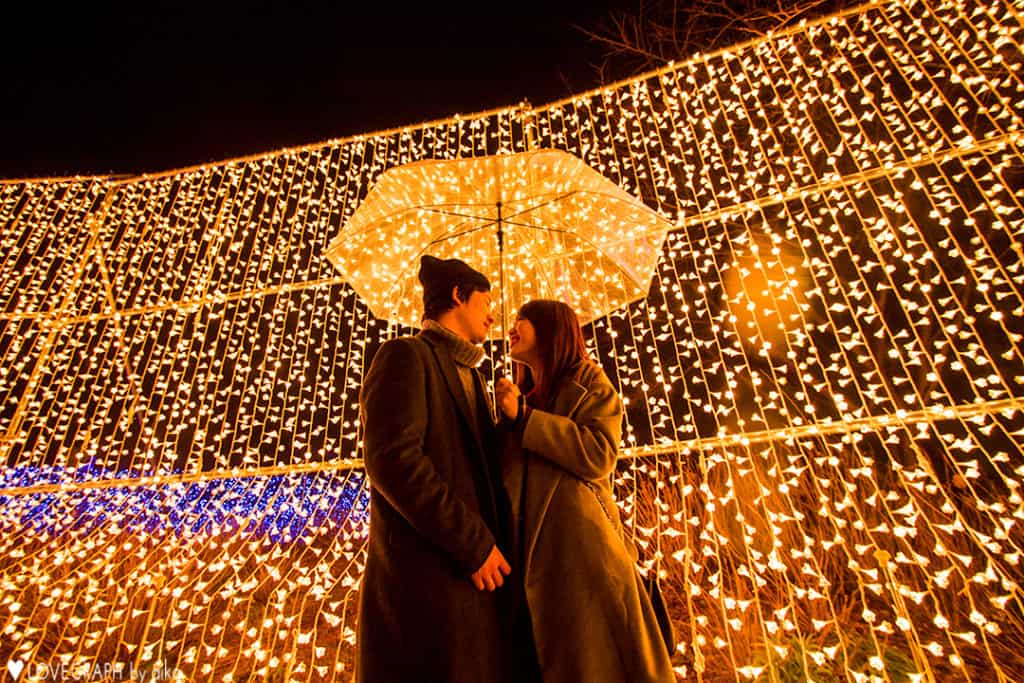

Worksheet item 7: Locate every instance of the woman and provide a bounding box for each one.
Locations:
[494,299,675,683]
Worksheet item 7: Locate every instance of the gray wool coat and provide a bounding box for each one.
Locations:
[503,361,675,683]
[357,330,513,683]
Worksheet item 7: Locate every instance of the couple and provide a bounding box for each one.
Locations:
[356,255,674,682]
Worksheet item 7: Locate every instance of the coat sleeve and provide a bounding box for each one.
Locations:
[520,375,623,481]
[360,338,496,575]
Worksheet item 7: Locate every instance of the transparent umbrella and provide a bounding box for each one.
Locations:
[325,148,674,352]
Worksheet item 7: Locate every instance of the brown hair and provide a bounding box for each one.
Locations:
[514,299,591,409]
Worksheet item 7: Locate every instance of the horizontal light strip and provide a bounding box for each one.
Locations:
[2,397,1018,497]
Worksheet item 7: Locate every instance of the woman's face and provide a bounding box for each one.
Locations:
[509,316,538,364]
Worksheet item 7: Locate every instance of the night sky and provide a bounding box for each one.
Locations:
[1,1,637,179]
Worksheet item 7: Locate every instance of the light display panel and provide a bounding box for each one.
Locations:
[1,0,1022,679]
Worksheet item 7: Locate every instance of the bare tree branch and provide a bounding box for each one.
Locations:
[579,0,859,83]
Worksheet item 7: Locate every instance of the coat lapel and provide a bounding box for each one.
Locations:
[550,380,587,420]
[521,378,588,576]
[420,333,486,458]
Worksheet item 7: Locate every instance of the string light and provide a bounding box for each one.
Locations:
[0,0,1022,679]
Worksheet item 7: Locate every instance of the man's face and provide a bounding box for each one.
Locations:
[454,289,494,344]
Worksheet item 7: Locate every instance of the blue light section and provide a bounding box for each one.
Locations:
[0,466,370,545]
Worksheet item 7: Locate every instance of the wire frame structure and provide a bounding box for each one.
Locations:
[1,0,1023,679]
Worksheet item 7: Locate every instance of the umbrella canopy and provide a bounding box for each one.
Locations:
[325,148,673,339]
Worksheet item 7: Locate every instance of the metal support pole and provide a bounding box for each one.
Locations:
[496,201,509,374]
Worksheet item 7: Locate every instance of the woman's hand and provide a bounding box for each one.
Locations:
[494,377,521,420]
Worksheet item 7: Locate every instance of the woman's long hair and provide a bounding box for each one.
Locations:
[514,300,591,409]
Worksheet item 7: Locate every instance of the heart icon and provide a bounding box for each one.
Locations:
[6,661,24,681]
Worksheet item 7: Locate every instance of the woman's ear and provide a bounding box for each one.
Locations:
[451,285,464,306]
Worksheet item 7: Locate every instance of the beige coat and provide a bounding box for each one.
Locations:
[503,361,675,682]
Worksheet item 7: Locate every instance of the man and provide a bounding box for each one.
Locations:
[356,255,512,683]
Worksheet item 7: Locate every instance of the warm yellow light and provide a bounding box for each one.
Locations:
[0,0,1022,680]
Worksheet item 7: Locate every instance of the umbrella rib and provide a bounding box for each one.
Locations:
[500,191,579,221]
[336,189,666,242]
[421,207,497,222]
[427,222,497,246]
[498,219,569,233]
[422,193,582,229]
[508,227,650,290]
[434,219,571,244]
[421,207,500,247]
[425,192,584,244]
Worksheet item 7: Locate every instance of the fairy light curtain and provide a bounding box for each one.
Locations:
[1,0,1022,679]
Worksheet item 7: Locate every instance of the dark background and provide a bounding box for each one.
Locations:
[1,1,634,179]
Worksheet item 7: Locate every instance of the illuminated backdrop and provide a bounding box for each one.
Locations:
[1,0,1022,679]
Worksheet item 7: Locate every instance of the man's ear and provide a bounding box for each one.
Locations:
[451,285,464,306]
